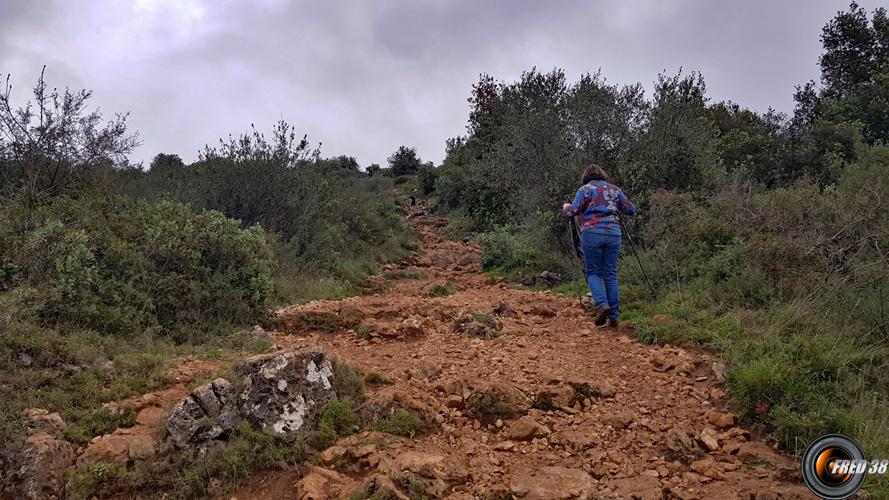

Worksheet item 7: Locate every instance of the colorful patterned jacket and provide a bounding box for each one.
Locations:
[563,180,636,235]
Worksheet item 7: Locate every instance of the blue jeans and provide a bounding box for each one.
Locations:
[581,231,621,319]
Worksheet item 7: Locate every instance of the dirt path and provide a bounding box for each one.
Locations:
[231,214,814,499]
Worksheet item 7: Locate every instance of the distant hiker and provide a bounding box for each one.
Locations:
[562,164,636,328]
[410,189,417,206]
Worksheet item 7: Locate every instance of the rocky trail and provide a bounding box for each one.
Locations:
[229,214,814,499]
[16,213,818,499]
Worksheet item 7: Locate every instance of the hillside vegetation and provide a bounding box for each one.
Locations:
[1,2,887,498]
[0,71,415,471]
[425,1,889,482]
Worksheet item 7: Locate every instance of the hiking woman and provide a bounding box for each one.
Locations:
[562,164,636,327]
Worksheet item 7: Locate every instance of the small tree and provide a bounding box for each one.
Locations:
[416,162,438,194]
[149,153,185,173]
[0,68,139,207]
[365,163,381,177]
[387,145,421,176]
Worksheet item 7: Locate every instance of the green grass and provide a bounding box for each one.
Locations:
[550,280,587,298]
[617,269,889,496]
[393,474,430,499]
[64,406,137,445]
[372,409,428,438]
[331,358,366,402]
[355,323,373,339]
[0,313,275,452]
[382,269,429,281]
[66,421,310,499]
[0,321,171,449]
[365,371,394,386]
[471,313,496,329]
[68,378,369,499]
[272,223,418,307]
[472,222,889,497]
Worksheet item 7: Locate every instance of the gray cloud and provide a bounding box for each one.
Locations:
[0,0,878,167]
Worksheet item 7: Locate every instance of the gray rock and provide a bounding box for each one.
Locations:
[166,378,240,447]
[236,346,335,440]
[535,270,564,287]
[210,379,241,430]
[492,301,518,317]
[18,352,33,367]
[249,324,273,342]
[166,394,212,447]
[524,270,565,288]
[165,347,336,447]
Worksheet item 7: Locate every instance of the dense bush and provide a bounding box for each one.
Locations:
[613,151,889,467]
[0,196,274,339]
[0,66,419,499]
[438,7,889,491]
[476,224,574,282]
[387,145,422,176]
[639,146,888,325]
[416,163,438,195]
[120,123,416,304]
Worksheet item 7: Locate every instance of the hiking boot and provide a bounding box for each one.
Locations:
[594,306,611,326]
[606,317,620,328]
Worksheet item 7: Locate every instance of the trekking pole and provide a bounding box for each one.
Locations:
[617,211,656,298]
[562,197,585,283]
[567,216,584,280]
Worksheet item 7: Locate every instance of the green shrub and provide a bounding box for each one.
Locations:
[416,164,438,195]
[441,209,475,241]
[64,406,136,446]
[364,371,393,385]
[372,409,428,437]
[471,313,496,328]
[0,196,274,339]
[331,358,366,402]
[464,392,521,424]
[70,421,309,499]
[425,281,456,297]
[67,463,124,500]
[318,398,361,437]
[306,425,338,451]
[175,422,308,498]
[476,224,571,281]
[355,324,373,340]
[393,474,430,498]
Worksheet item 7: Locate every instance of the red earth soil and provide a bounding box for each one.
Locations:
[225,214,815,500]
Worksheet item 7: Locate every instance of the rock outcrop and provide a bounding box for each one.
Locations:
[165,347,336,447]
[166,377,240,447]
[10,432,76,500]
[236,347,335,439]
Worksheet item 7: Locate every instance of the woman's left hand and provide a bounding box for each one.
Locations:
[562,203,571,212]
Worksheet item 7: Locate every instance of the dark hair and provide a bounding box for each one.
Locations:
[582,164,608,183]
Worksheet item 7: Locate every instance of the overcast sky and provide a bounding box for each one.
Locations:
[0,0,878,167]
